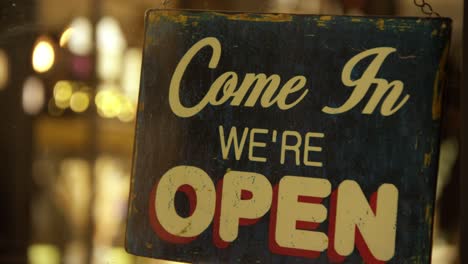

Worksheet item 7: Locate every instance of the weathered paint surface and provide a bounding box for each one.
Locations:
[126,10,451,263]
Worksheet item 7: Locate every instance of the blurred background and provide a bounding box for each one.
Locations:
[0,0,463,263]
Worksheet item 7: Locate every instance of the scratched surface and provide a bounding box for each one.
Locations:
[126,10,451,263]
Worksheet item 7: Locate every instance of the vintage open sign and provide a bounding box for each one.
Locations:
[125,10,451,263]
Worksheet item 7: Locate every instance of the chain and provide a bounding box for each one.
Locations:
[157,0,171,9]
[413,0,440,17]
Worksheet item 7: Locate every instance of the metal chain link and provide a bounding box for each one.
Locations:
[413,0,440,17]
[157,0,171,9]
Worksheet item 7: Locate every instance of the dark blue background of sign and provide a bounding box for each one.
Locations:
[126,10,451,263]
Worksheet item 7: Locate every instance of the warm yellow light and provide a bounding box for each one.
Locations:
[95,85,137,120]
[28,244,60,264]
[60,27,73,47]
[102,96,121,118]
[55,100,69,109]
[118,98,136,122]
[70,91,90,113]
[109,247,133,264]
[97,17,127,81]
[32,38,55,73]
[122,48,142,102]
[95,89,109,109]
[97,17,126,53]
[69,17,93,56]
[97,89,121,118]
[53,81,73,109]
[93,247,133,264]
[0,50,9,90]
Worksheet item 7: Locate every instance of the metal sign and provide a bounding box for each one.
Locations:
[126,10,451,263]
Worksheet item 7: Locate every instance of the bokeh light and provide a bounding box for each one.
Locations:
[70,91,90,113]
[118,98,136,122]
[28,244,60,264]
[22,76,45,115]
[122,48,142,103]
[53,81,73,109]
[68,17,93,56]
[0,49,9,90]
[95,86,136,121]
[96,89,121,118]
[32,37,55,73]
[97,17,126,81]
[60,27,73,47]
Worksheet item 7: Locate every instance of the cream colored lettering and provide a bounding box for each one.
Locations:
[169,37,309,118]
[274,176,331,252]
[169,37,222,118]
[277,76,308,109]
[332,180,398,261]
[280,131,302,166]
[322,47,410,116]
[233,73,281,107]
[219,126,249,160]
[209,72,239,106]
[217,171,273,243]
[154,166,216,238]
[303,132,324,167]
[151,168,399,262]
[248,128,268,162]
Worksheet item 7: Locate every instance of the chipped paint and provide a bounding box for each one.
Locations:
[397,24,412,32]
[221,13,292,22]
[319,15,332,21]
[424,153,432,167]
[147,12,161,23]
[175,14,189,24]
[376,19,385,30]
[148,11,199,25]
[317,15,333,27]
[164,13,190,24]
[149,11,293,25]
[178,222,192,235]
